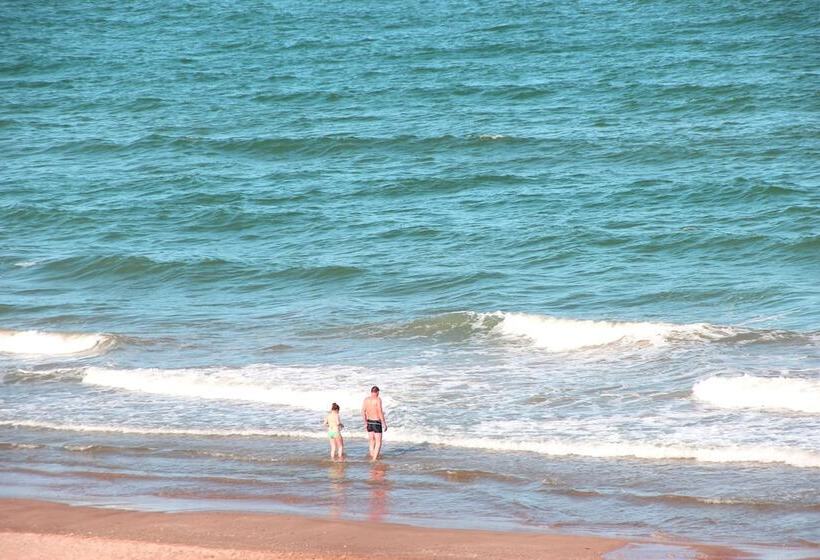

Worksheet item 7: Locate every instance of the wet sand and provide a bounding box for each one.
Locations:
[0,499,738,559]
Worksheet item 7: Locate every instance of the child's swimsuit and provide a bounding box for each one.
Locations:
[327,429,339,438]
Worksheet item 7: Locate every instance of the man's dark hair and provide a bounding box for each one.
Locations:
[370,386,380,393]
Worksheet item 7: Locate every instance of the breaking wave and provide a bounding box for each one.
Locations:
[488,312,717,351]
[380,311,745,352]
[693,375,820,414]
[377,311,816,352]
[0,329,116,356]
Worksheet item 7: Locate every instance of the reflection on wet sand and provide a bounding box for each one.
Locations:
[368,461,389,522]
[327,461,347,519]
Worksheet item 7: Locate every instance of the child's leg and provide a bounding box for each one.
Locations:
[329,438,336,459]
[336,435,344,459]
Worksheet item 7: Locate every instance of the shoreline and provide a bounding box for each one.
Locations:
[0,498,740,559]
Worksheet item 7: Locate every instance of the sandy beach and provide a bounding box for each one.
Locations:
[0,499,741,560]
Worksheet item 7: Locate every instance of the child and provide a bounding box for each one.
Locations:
[324,403,344,460]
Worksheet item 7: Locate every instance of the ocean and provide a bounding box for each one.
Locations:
[1,0,818,556]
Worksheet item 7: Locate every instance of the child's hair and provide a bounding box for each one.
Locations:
[331,402,340,411]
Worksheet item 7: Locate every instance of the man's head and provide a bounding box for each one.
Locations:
[370,385,380,395]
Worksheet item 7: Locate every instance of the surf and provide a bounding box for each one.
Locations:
[693,375,820,414]
[80,365,387,413]
[487,312,716,351]
[378,311,740,351]
[0,329,115,356]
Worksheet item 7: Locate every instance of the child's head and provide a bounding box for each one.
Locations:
[331,402,340,412]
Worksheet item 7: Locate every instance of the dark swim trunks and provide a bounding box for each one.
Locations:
[366,419,383,433]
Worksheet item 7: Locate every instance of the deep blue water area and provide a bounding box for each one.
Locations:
[2,0,818,337]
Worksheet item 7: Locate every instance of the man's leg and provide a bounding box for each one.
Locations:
[372,432,382,460]
[368,431,375,458]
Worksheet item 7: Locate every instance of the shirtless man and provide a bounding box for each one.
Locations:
[361,386,387,461]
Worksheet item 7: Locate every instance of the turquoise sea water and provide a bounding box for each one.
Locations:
[2,1,819,556]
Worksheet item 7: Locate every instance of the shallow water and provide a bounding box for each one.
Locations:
[1,1,818,557]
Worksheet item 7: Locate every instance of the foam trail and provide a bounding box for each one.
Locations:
[488,312,714,351]
[0,419,327,440]
[0,329,114,356]
[4,420,818,468]
[693,375,820,414]
[82,366,374,412]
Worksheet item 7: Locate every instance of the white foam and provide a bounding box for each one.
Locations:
[693,375,820,414]
[0,329,113,356]
[82,365,385,413]
[486,312,713,351]
[5,420,818,468]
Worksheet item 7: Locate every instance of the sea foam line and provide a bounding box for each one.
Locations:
[386,429,820,469]
[3,420,818,468]
[0,420,320,439]
[693,375,820,414]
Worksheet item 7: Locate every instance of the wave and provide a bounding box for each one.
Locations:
[61,443,158,454]
[428,468,524,484]
[489,312,717,351]
[379,311,735,351]
[34,255,362,285]
[377,311,814,352]
[0,329,116,356]
[38,132,541,161]
[2,367,85,384]
[4,420,818,469]
[693,375,820,414]
[0,442,43,450]
[81,365,376,413]
[149,133,539,158]
[628,492,819,512]
[37,255,235,282]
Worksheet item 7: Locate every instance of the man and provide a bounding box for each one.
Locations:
[361,385,387,461]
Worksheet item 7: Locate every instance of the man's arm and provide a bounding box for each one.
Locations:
[362,399,368,425]
[378,398,387,432]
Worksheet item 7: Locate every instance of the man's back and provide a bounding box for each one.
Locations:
[363,395,382,420]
